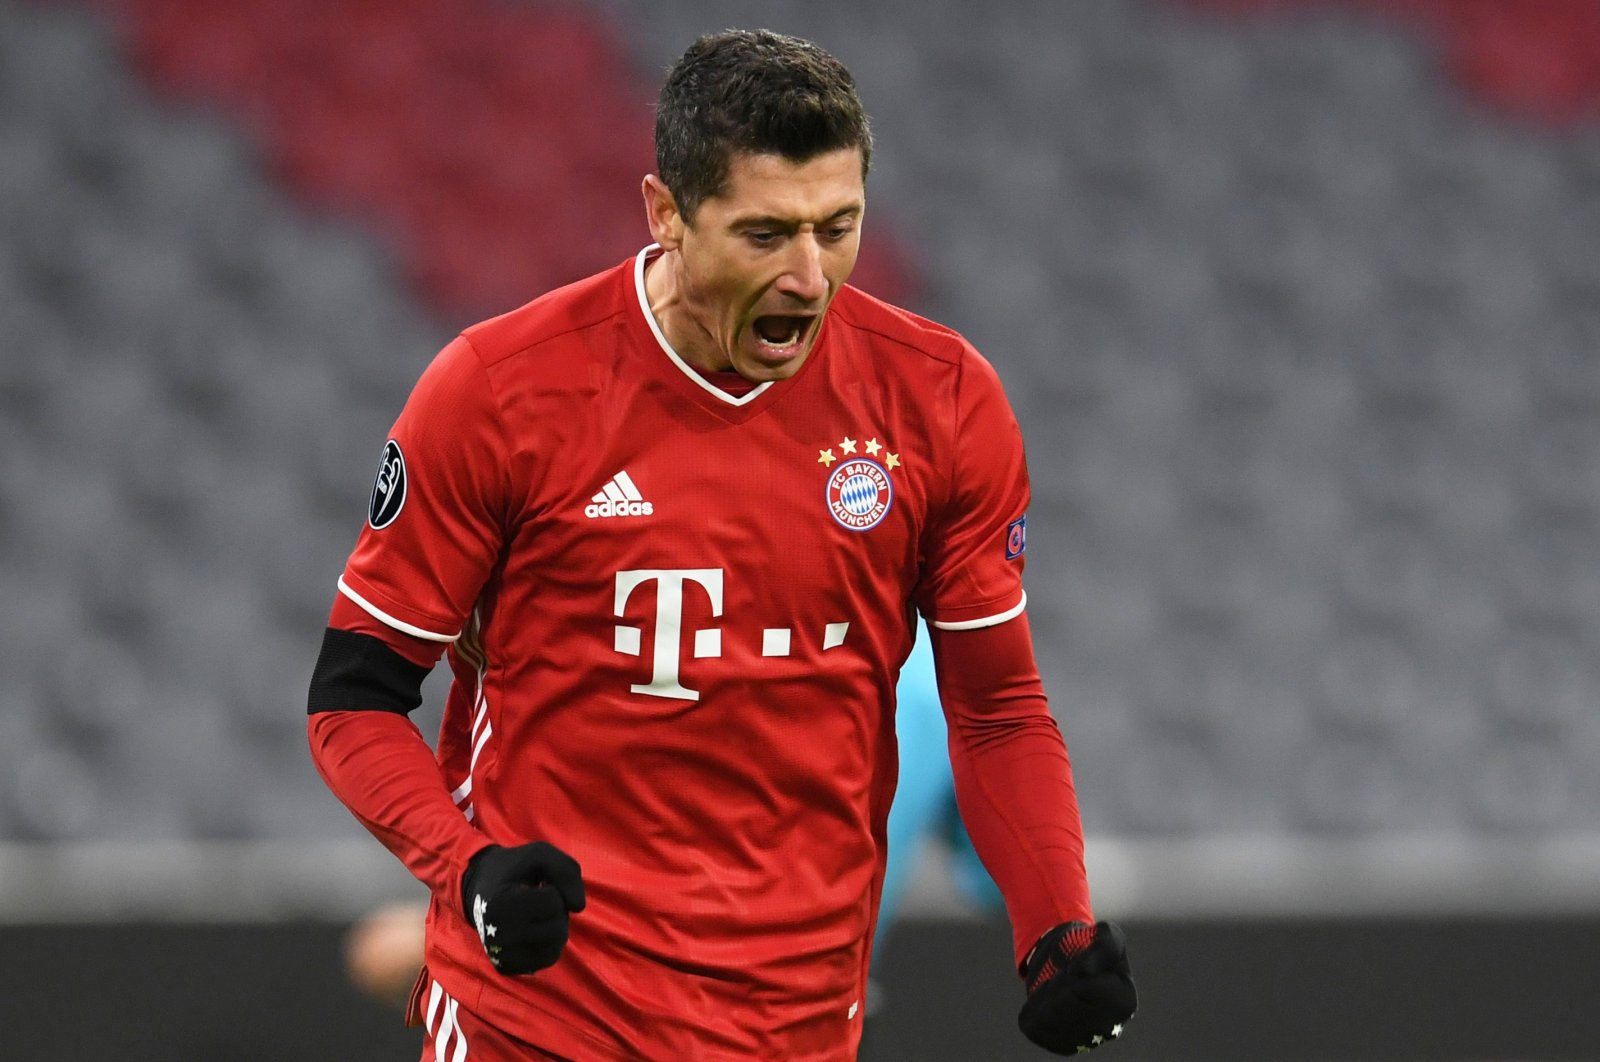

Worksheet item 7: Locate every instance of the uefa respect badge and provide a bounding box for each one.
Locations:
[826,458,893,531]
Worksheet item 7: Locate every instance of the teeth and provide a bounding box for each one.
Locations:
[758,325,802,348]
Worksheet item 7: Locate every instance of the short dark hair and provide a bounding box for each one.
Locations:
[656,29,873,224]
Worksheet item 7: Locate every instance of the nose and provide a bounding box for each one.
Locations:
[774,235,828,305]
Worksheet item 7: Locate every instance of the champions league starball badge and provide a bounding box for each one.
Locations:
[368,439,407,530]
[826,458,893,531]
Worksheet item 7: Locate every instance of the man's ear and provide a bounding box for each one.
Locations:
[642,175,687,250]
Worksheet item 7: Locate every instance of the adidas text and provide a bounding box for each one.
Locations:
[585,499,654,518]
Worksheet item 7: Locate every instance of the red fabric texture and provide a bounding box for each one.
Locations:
[306,709,489,917]
[412,974,565,1061]
[931,616,1093,968]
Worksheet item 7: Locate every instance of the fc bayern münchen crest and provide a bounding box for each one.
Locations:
[826,458,893,531]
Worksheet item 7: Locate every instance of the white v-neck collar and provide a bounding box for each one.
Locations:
[633,245,775,408]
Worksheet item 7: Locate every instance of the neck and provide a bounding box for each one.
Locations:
[644,250,725,374]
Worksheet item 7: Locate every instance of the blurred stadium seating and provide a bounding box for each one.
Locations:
[9,1,1600,1058]
[3,0,1599,916]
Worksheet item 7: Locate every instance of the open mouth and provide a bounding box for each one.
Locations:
[752,314,815,353]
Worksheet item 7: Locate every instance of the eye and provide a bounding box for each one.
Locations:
[745,230,779,247]
[823,223,855,242]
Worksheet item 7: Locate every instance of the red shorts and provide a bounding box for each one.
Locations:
[409,972,564,1062]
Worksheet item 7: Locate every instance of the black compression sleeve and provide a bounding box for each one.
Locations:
[307,627,432,715]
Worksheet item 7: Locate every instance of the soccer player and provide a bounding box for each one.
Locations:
[308,28,1136,1061]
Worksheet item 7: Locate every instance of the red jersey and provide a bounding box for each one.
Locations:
[324,248,1082,1060]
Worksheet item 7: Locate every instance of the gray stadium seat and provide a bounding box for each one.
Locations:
[4,0,1599,846]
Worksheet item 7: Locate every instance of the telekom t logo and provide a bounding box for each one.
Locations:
[612,568,851,701]
[613,569,724,700]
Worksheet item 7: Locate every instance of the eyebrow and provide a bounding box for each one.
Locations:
[729,205,863,231]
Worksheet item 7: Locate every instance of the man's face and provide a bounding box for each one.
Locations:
[662,148,864,382]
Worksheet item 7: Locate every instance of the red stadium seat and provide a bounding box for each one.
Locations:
[1181,0,1600,125]
[87,0,904,320]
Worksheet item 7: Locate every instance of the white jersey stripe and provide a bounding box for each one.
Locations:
[425,980,443,1035]
[468,663,492,774]
[471,721,493,764]
[453,661,493,816]
[470,686,489,743]
[450,997,469,1062]
[433,989,457,1062]
[929,590,1028,631]
[337,577,460,643]
[613,470,644,501]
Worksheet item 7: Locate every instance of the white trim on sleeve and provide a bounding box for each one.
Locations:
[337,576,460,643]
[929,590,1027,631]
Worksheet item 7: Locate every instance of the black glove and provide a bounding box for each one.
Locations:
[461,842,586,975]
[1018,920,1137,1055]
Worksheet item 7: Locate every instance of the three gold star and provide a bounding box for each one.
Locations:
[823,435,902,469]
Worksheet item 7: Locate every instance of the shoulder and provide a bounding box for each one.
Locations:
[458,256,634,373]
[828,285,973,368]
[829,286,1011,408]
[402,258,635,440]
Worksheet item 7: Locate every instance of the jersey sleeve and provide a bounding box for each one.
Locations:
[930,616,1093,968]
[338,336,511,643]
[914,346,1030,630]
[307,709,491,913]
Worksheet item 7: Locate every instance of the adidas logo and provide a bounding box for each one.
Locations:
[585,470,654,518]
